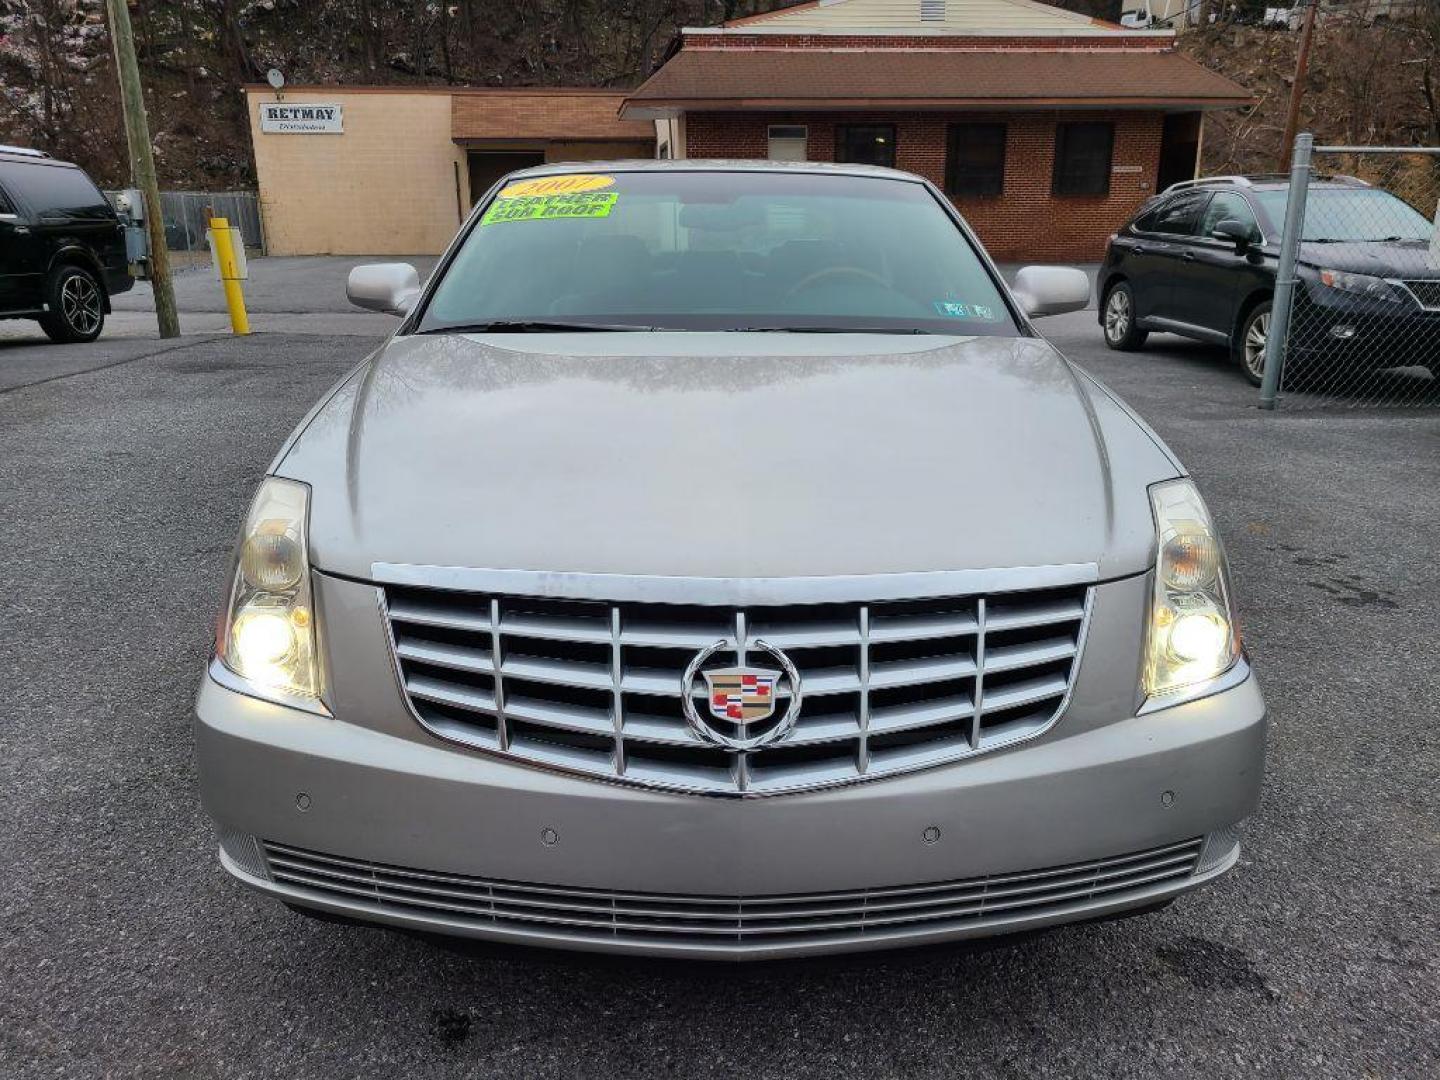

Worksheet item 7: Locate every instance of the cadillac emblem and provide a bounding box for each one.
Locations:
[681,639,802,751]
[704,667,780,724]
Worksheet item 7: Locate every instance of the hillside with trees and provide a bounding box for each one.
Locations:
[1,1,1436,192]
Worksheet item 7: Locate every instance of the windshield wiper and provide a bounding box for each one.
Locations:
[728,325,938,335]
[1308,236,1416,244]
[418,319,661,334]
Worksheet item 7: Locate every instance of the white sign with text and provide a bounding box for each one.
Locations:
[259,102,343,134]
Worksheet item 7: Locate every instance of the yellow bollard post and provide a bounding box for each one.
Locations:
[208,215,250,336]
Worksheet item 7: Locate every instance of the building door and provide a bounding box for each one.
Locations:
[467,151,545,205]
[1157,113,1201,192]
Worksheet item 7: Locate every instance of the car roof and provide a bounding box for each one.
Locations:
[1167,174,1370,195]
[0,150,81,169]
[498,158,927,184]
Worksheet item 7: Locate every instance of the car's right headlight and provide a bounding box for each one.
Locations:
[216,477,322,704]
[1143,479,1241,700]
[1316,269,1404,304]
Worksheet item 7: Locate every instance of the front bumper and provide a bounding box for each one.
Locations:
[1290,286,1440,368]
[196,657,1266,960]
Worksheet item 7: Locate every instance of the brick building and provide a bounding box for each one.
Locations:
[621,0,1253,261]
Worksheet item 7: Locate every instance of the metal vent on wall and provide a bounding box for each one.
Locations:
[381,579,1091,795]
[920,0,947,21]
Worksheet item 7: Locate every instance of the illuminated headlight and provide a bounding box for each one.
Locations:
[1317,269,1403,304]
[217,477,320,700]
[1144,479,1241,699]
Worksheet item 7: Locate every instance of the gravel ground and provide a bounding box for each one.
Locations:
[0,263,1437,1078]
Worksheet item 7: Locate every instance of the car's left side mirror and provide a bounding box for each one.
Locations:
[1012,266,1090,319]
[1210,219,1254,251]
[347,262,421,316]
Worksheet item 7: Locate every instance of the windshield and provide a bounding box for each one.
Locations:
[1255,187,1434,243]
[419,170,1017,334]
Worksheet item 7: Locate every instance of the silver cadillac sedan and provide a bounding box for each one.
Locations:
[196,161,1266,960]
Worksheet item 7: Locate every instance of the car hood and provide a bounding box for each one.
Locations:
[1299,239,1440,278]
[275,332,1181,582]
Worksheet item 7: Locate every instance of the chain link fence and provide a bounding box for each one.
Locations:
[105,189,265,271]
[1260,138,1440,410]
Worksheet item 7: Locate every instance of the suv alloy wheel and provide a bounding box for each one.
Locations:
[1102,281,1148,351]
[1234,301,1271,387]
[40,265,106,343]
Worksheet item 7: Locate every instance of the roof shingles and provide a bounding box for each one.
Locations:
[623,49,1253,113]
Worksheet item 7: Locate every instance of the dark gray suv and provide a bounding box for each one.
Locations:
[0,147,133,343]
[1098,175,1440,385]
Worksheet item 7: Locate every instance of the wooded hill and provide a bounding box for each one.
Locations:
[2,2,1436,193]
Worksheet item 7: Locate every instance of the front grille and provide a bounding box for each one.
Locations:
[1401,279,1440,310]
[382,581,1090,794]
[262,837,1201,950]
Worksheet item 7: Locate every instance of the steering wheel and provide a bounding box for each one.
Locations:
[786,265,890,297]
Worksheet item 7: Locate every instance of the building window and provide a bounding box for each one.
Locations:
[945,123,1006,197]
[836,124,896,169]
[767,125,808,162]
[1052,122,1114,196]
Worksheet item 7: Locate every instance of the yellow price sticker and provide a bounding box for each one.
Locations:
[497,174,616,199]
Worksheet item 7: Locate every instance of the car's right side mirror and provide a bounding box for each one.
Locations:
[1012,266,1090,318]
[346,262,421,316]
[1210,219,1253,250]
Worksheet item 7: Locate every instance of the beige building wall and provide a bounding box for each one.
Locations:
[247,89,467,255]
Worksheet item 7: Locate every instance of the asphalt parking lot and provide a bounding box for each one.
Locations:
[1,258,1437,1079]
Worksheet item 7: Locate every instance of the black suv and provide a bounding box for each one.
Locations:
[1098,175,1440,384]
[0,147,133,343]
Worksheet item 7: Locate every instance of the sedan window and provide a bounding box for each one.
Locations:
[421,171,1018,335]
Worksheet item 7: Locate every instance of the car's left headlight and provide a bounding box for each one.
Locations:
[1317,269,1404,304]
[216,477,321,702]
[1144,479,1241,700]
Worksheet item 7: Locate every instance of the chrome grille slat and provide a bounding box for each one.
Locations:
[867,654,977,691]
[406,675,496,714]
[868,610,978,643]
[986,637,1077,674]
[986,597,1086,632]
[396,637,492,675]
[503,655,612,692]
[264,837,1202,944]
[382,581,1090,795]
[503,695,615,738]
[386,598,491,633]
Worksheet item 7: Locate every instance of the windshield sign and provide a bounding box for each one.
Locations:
[1255,188,1434,243]
[420,171,1016,335]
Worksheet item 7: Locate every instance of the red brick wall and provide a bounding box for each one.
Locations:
[684,110,1164,262]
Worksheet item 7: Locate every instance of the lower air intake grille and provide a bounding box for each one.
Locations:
[1402,279,1440,310]
[381,581,1091,794]
[263,838,1202,950]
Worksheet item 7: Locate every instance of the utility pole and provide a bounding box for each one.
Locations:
[104,0,179,338]
[1278,0,1319,171]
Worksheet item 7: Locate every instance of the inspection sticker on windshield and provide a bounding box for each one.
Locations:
[933,301,996,320]
[482,190,619,225]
